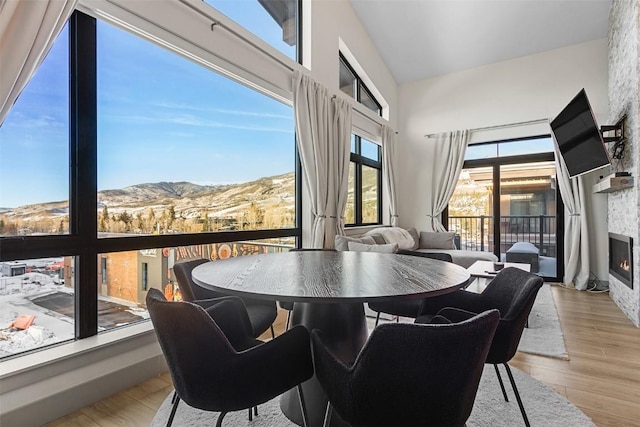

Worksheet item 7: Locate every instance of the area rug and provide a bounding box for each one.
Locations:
[151,365,594,427]
[518,283,569,359]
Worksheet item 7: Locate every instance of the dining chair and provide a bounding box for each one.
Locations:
[281,248,337,330]
[146,288,314,427]
[173,258,278,338]
[312,309,500,427]
[368,251,455,326]
[415,267,544,427]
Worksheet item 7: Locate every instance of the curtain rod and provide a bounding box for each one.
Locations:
[424,118,550,138]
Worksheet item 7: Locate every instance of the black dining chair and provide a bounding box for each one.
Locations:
[173,258,278,338]
[415,267,544,427]
[146,288,314,427]
[312,309,500,427]
[368,251,455,326]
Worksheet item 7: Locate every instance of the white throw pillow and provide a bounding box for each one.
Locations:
[363,227,418,250]
[347,242,399,253]
[419,231,457,249]
[334,235,377,251]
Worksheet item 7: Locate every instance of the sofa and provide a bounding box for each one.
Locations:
[335,227,498,269]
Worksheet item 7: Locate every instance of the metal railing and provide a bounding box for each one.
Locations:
[448,215,557,257]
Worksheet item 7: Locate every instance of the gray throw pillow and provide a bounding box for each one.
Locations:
[334,235,377,251]
[347,242,399,253]
[419,231,457,249]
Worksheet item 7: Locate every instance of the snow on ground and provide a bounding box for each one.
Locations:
[0,271,149,358]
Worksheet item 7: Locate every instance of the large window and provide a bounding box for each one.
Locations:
[346,135,382,226]
[96,20,295,237]
[0,10,300,360]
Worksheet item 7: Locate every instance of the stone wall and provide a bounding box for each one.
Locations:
[607,0,640,326]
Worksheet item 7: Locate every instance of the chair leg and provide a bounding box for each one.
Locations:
[167,395,180,427]
[170,390,177,404]
[248,408,252,421]
[270,324,275,339]
[297,384,310,427]
[503,363,530,427]
[285,310,292,330]
[215,411,228,427]
[254,406,258,416]
[494,364,509,402]
[322,402,333,427]
[374,312,381,327]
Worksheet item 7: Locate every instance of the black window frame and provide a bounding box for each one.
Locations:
[0,9,302,350]
[346,135,383,227]
[339,52,382,115]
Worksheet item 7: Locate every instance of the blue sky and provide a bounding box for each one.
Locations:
[0,0,295,208]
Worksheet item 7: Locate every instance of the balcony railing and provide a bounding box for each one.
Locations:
[448,215,557,257]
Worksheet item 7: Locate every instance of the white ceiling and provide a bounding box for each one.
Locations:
[349,0,612,84]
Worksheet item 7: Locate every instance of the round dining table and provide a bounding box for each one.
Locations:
[192,250,470,427]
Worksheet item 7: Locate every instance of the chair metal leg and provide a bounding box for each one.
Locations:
[297,384,310,427]
[322,402,333,427]
[254,406,258,416]
[248,407,252,421]
[270,324,275,339]
[494,364,509,402]
[170,390,177,404]
[166,395,180,427]
[503,363,530,427]
[374,312,381,327]
[216,411,228,427]
[285,310,292,330]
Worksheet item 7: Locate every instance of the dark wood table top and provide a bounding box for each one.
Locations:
[192,251,470,304]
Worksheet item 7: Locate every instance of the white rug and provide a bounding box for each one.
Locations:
[518,284,569,359]
[152,365,595,426]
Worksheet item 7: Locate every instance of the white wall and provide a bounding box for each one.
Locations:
[397,39,610,279]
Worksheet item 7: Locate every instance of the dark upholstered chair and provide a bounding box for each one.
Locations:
[312,309,500,427]
[146,288,314,427]
[415,267,544,427]
[173,258,278,338]
[368,251,455,326]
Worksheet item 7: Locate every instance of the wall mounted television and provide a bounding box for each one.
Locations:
[550,88,611,178]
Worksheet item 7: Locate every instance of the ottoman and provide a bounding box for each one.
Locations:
[506,242,539,272]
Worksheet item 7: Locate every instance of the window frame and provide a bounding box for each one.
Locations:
[0,9,302,352]
[346,135,382,227]
[339,52,382,115]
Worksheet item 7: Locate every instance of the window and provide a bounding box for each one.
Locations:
[96,20,296,237]
[346,135,382,226]
[0,10,301,359]
[0,25,69,236]
[203,0,299,60]
[339,53,381,115]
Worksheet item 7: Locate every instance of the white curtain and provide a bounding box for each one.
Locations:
[292,70,352,248]
[554,143,591,290]
[0,0,77,125]
[382,125,399,226]
[426,130,470,231]
[332,97,352,240]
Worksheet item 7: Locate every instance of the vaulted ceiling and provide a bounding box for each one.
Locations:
[349,0,612,84]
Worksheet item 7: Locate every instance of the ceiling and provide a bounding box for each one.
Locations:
[349,0,612,85]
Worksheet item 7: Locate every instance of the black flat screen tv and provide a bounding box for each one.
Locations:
[550,89,611,178]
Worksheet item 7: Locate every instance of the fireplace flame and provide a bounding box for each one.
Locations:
[620,259,630,272]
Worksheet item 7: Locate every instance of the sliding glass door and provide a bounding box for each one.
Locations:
[446,136,563,281]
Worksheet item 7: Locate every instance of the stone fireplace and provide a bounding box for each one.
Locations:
[607,0,639,327]
[609,233,633,289]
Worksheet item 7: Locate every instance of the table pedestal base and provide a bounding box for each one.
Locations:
[280,302,368,427]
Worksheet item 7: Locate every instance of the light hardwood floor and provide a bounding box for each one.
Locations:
[46,286,640,427]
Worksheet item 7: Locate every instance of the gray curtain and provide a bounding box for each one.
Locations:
[382,125,398,226]
[554,142,590,290]
[292,70,352,248]
[426,130,470,231]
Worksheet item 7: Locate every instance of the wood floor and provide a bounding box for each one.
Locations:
[45,285,640,427]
